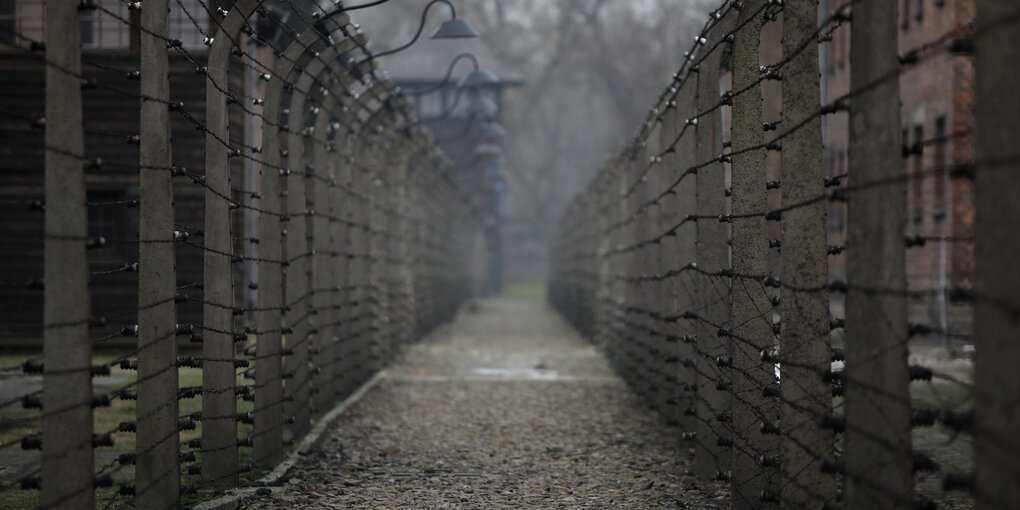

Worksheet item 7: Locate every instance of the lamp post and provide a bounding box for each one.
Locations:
[352,0,478,65]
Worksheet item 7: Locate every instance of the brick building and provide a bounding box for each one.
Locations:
[0,0,249,343]
[820,0,975,334]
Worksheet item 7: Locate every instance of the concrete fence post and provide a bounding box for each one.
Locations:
[974,0,1020,508]
[201,0,262,487]
[283,33,360,430]
[668,79,699,439]
[844,0,912,508]
[136,0,179,506]
[41,1,93,508]
[252,32,308,468]
[309,86,335,416]
[728,0,779,507]
[694,10,734,481]
[778,1,835,507]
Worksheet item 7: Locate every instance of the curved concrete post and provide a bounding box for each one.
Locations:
[311,79,393,396]
[201,0,260,488]
[845,1,911,509]
[280,24,360,444]
[728,1,777,507]
[253,26,331,470]
[135,1,180,508]
[42,1,92,508]
[778,0,834,506]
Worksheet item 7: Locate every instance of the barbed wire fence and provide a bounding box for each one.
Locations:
[550,0,1018,509]
[0,0,481,508]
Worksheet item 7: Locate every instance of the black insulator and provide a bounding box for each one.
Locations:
[822,368,843,382]
[905,235,927,247]
[912,451,939,473]
[913,495,937,510]
[820,456,844,474]
[942,472,975,492]
[908,365,933,381]
[22,359,44,374]
[20,475,41,490]
[21,435,42,450]
[820,414,846,433]
[93,433,114,447]
[939,409,973,432]
[949,163,974,180]
[912,409,938,427]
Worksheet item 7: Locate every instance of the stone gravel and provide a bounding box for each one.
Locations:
[239,297,729,509]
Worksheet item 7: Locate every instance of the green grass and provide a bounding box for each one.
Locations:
[503,282,547,301]
[1,353,260,510]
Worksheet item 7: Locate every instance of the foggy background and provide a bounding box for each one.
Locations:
[349,0,715,283]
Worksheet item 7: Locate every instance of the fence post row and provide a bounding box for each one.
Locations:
[200,0,260,489]
[278,29,363,451]
[547,0,1019,508]
[21,0,480,507]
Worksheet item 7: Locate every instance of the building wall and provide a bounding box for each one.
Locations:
[0,51,247,344]
[821,0,974,333]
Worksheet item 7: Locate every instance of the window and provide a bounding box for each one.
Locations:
[87,190,127,257]
[168,0,209,49]
[933,116,946,222]
[912,124,924,227]
[0,0,15,46]
[80,9,95,46]
[79,1,130,49]
[916,0,924,22]
[901,0,910,30]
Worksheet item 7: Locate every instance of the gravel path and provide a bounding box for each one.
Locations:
[241,297,728,509]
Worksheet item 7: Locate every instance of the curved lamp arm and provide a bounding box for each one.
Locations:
[405,52,480,95]
[358,0,462,64]
[417,86,469,125]
[435,112,482,142]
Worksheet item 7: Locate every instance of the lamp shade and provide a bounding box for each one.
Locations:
[479,121,507,141]
[459,69,500,89]
[473,143,503,158]
[431,18,479,39]
[466,95,498,118]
